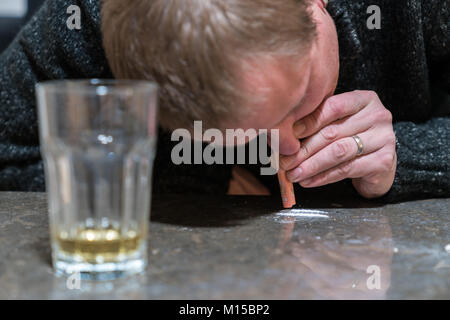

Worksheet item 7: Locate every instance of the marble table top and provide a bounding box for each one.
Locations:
[0,192,448,299]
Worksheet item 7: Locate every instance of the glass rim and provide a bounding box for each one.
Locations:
[35,79,159,94]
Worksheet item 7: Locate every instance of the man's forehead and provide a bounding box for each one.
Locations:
[240,54,310,91]
[236,54,312,129]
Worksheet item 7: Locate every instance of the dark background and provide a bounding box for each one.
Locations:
[0,0,45,53]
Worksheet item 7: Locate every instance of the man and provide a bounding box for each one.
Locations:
[0,0,448,202]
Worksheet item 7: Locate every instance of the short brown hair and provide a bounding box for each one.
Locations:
[101,0,316,131]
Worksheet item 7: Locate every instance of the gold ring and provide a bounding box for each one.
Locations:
[352,135,364,156]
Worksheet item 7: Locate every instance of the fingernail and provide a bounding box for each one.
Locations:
[280,155,295,170]
[288,167,303,182]
[280,157,289,170]
[294,122,306,138]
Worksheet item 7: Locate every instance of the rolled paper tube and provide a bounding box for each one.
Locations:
[277,169,296,208]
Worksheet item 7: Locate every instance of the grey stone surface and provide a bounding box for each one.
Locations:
[0,192,449,299]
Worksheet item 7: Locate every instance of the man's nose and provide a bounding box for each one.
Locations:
[276,120,301,156]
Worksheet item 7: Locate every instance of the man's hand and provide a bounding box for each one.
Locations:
[280,90,397,198]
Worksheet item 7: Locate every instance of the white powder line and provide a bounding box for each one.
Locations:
[276,209,329,218]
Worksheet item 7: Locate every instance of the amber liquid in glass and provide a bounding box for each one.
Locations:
[56,225,142,263]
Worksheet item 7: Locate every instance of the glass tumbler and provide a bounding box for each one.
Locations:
[36,80,158,280]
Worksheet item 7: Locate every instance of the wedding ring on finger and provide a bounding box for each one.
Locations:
[352,135,364,156]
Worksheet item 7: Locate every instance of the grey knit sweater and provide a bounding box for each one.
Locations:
[0,0,449,202]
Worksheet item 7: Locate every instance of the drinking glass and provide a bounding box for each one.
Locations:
[36,79,158,280]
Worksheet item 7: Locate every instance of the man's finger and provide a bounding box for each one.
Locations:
[298,149,396,188]
[281,108,378,171]
[294,90,378,139]
[296,109,394,166]
[286,128,385,183]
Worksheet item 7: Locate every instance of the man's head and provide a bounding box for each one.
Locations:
[102,0,339,153]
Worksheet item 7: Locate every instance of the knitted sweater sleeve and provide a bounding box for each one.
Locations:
[383,0,450,202]
[0,0,112,191]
